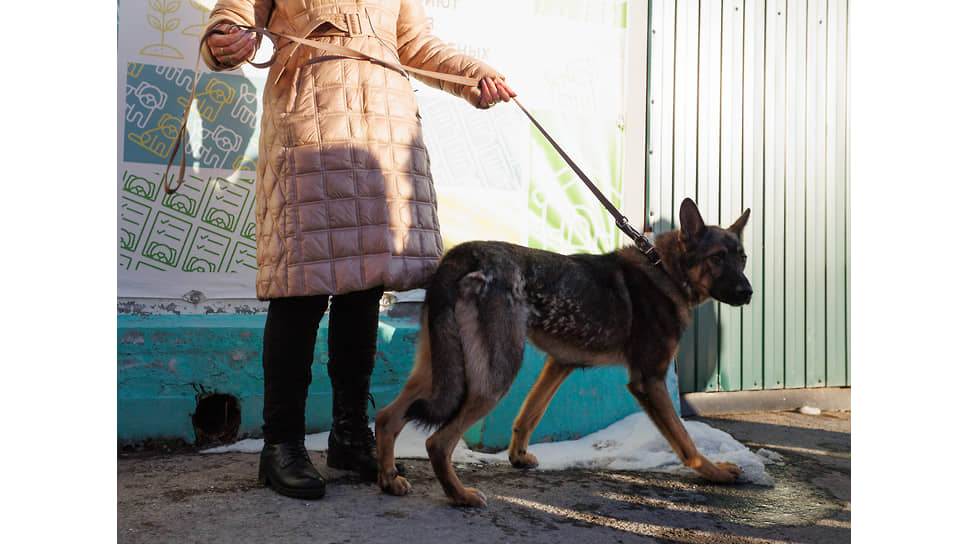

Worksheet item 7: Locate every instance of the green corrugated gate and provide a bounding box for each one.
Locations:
[645,0,850,393]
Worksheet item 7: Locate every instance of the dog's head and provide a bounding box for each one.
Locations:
[677,198,752,306]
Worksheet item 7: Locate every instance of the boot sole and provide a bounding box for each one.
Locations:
[326,448,378,480]
[258,464,326,500]
[326,448,404,480]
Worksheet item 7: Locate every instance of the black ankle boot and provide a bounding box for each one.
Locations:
[325,386,407,480]
[325,286,403,481]
[326,387,382,480]
[258,441,326,499]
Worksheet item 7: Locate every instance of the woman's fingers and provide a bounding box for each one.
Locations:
[478,80,491,107]
[479,77,516,108]
[483,77,499,105]
[494,79,516,101]
[207,24,257,64]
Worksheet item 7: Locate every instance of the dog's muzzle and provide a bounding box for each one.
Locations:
[716,281,753,306]
[733,283,753,305]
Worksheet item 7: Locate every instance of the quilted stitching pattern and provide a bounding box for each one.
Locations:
[204,0,502,299]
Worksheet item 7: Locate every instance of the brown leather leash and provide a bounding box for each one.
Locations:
[162,24,660,264]
[509,97,660,264]
[232,24,480,87]
[161,27,215,196]
[162,24,476,196]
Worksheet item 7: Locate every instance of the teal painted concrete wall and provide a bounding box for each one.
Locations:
[465,343,680,450]
[118,310,679,450]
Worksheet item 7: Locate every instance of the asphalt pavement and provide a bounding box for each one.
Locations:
[117,409,850,543]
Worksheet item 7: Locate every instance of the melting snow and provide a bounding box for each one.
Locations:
[202,412,777,486]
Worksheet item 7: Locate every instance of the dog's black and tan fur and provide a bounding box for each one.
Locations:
[375,199,752,507]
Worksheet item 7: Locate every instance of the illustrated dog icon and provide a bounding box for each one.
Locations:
[375,198,752,506]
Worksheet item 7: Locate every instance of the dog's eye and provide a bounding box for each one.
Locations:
[709,254,723,266]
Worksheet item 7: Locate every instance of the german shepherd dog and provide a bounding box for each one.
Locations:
[375,198,752,507]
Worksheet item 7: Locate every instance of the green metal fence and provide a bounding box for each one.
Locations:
[646,0,849,393]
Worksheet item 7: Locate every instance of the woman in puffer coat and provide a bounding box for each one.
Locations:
[203,0,514,500]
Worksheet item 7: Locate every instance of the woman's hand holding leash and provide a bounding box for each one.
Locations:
[478,77,516,108]
[206,23,258,66]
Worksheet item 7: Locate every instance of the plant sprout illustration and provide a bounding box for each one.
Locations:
[140,0,183,60]
[182,0,214,37]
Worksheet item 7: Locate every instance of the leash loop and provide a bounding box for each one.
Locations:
[161,24,478,196]
[229,25,279,68]
[160,26,225,195]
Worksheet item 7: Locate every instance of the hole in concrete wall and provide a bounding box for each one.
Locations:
[191,393,241,447]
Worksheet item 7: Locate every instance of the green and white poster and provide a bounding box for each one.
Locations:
[117,0,631,298]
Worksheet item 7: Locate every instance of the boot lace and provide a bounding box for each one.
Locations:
[335,414,376,450]
[353,393,377,449]
[331,392,378,451]
[279,442,312,465]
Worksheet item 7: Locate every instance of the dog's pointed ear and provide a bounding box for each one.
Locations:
[678,198,706,243]
[728,208,751,239]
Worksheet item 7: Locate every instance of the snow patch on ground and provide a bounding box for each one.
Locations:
[202,412,775,486]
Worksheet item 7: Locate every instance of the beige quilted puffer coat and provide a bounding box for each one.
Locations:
[202,0,502,299]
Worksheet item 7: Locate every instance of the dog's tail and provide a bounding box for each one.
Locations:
[403,275,469,427]
[404,264,527,428]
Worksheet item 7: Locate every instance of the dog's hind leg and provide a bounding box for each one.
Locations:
[425,393,503,507]
[627,368,741,483]
[508,356,574,469]
[429,279,528,507]
[375,326,434,496]
[418,267,529,507]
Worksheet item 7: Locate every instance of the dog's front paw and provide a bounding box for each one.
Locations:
[509,451,539,469]
[379,474,412,496]
[709,461,742,484]
[452,487,487,508]
[692,455,742,484]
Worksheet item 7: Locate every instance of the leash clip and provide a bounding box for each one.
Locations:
[641,245,662,266]
[616,217,662,266]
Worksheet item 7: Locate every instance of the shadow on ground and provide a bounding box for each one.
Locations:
[118,410,850,544]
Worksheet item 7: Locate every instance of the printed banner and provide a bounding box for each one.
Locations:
[117,0,629,298]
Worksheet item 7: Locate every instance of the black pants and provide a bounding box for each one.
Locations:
[261,286,384,444]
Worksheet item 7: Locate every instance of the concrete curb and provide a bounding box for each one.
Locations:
[680,387,851,417]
